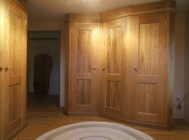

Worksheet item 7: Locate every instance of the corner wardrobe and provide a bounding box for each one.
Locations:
[64,0,176,130]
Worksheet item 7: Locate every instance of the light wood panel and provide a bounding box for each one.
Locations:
[130,13,166,125]
[0,0,5,139]
[99,19,126,118]
[2,0,28,139]
[164,12,176,126]
[65,22,99,115]
[65,13,100,22]
[100,0,176,21]
[139,23,158,75]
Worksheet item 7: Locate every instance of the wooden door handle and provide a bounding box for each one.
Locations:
[102,67,105,70]
[93,67,96,70]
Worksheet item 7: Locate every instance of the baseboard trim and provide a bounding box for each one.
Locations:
[64,111,98,117]
[99,113,174,130]
[4,122,28,140]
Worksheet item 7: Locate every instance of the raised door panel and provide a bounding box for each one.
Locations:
[131,13,166,124]
[4,1,27,138]
[70,23,98,113]
[100,19,126,118]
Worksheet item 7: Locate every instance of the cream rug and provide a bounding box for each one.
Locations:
[36,122,154,140]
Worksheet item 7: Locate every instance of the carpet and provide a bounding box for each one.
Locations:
[36,122,154,140]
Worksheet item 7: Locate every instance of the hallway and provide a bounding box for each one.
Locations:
[13,93,189,140]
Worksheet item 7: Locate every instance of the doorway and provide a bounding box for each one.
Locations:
[28,31,60,106]
[34,54,52,93]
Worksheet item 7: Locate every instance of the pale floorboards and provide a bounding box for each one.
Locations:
[13,93,189,140]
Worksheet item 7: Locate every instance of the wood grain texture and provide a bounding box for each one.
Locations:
[164,12,176,126]
[138,83,157,114]
[137,112,157,123]
[3,0,28,139]
[139,23,159,75]
[106,81,120,109]
[64,23,70,113]
[66,22,99,115]
[9,75,22,85]
[77,80,91,105]
[0,0,5,139]
[130,13,167,125]
[126,16,139,121]
[99,19,126,119]
[77,30,92,74]
[100,0,176,21]
[65,13,100,22]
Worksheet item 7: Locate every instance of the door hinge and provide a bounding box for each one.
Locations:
[25,20,27,25]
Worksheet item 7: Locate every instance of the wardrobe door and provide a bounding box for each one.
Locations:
[131,13,166,124]
[4,1,27,138]
[70,22,98,114]
[99,19,126,118]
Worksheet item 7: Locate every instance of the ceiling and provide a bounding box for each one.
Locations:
[28,0,189,22]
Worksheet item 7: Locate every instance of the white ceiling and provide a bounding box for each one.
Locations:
[28,0,189,22]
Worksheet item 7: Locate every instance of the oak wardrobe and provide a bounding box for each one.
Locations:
[0,0,28,139]
[64,0,176,130]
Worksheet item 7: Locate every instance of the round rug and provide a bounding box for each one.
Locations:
[36,122,154,140]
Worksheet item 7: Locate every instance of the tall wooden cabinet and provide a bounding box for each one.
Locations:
[99,19,127,119]
[0,0,28,139]
[65,14,100,116]
[65,0,176,129]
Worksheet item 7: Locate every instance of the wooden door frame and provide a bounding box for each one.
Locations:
[27,31,61,106]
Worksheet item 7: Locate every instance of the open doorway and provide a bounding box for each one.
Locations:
[27,31,60,106]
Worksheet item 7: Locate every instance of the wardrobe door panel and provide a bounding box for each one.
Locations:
[132,13,166,124]
[3,1,28,138]
[100,19,126,118]
[71,23,98,114]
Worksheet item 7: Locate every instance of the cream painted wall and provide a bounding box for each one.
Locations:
[28,22,65,107]
[184,11,189,123]
[174,13,186,119]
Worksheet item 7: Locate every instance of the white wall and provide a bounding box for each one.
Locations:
[184,11,189,123]
[28,22,65,107]
[174,13,186,119]
[29,32,60,95]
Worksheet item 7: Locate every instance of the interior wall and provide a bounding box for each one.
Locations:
[29,32,60,95]
[28,22,65,107]
[184,10,189,123]
[174,13,186,119]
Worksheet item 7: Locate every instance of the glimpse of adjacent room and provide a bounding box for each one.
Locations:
[27,31,60,107]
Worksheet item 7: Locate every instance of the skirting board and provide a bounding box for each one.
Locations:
[64,110,98,117]
[99,113,174,130]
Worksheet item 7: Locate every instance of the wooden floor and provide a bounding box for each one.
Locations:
[13,93,189,140]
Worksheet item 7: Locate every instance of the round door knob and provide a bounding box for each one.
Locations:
[134,68,138,72]
[102,67,105,70]
[5,66,9,71]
